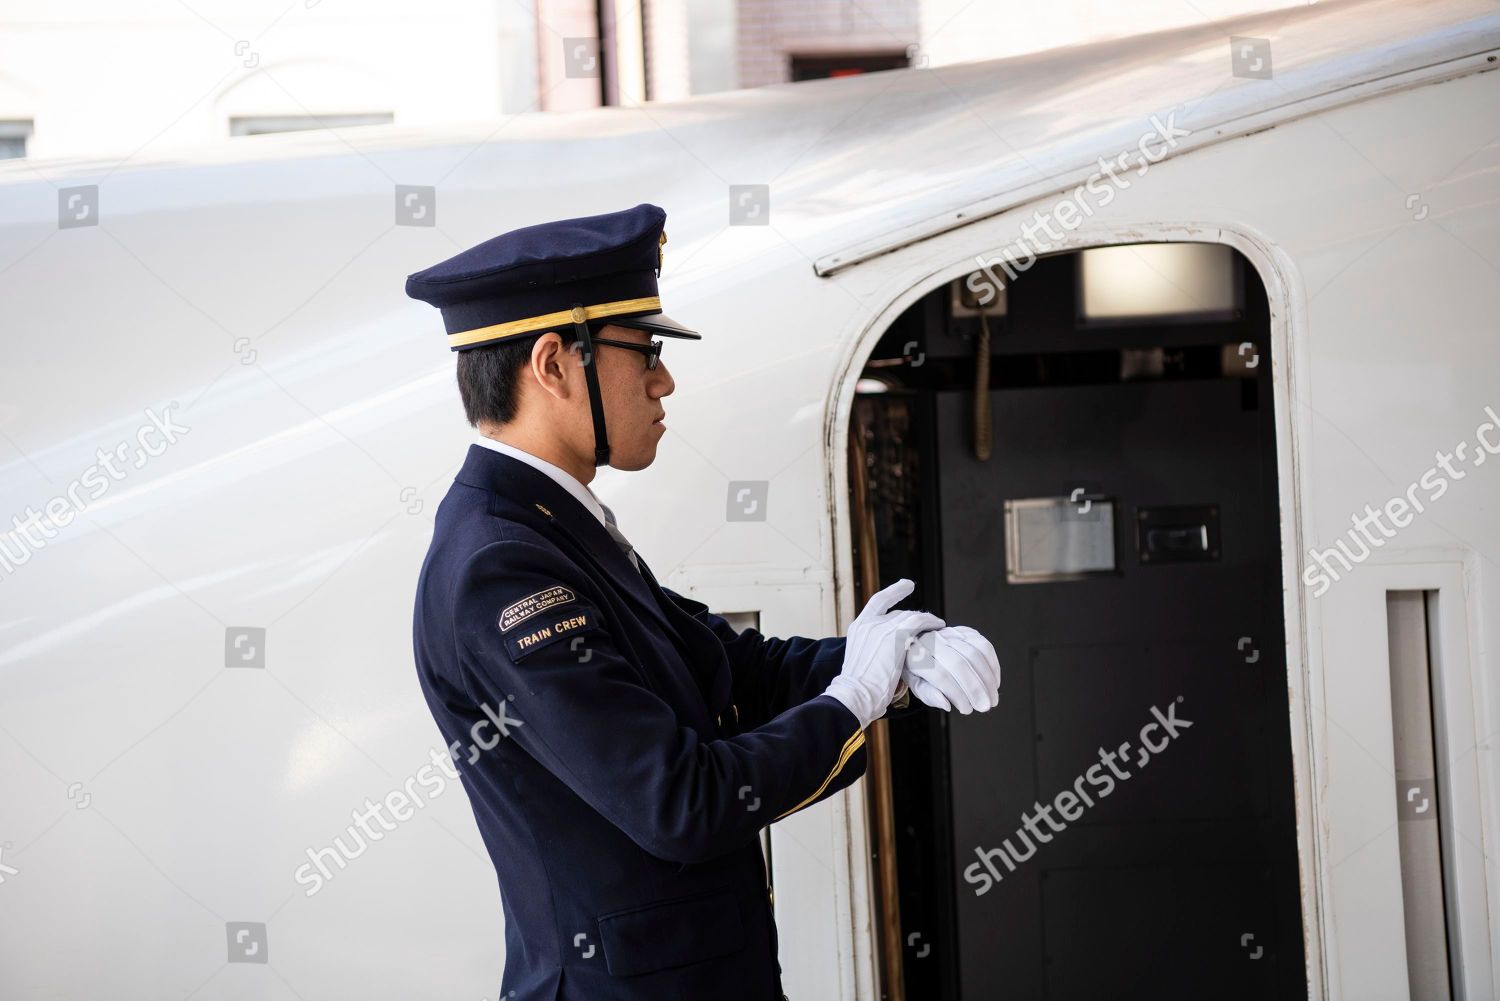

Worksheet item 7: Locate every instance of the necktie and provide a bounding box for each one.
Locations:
[598,502,641,573]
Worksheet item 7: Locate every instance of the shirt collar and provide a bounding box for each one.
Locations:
[472,434,607,528]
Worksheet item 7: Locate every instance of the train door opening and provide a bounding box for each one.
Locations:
[847,243,1307,1000]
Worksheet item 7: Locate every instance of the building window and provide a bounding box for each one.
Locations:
[229,113,393,137]
[0,120,34,159]
[789,52,911,81]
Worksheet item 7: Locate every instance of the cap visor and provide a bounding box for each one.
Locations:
[604,311,700,339]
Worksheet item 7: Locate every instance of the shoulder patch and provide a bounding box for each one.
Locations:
[504,604,602,661]
[499,585,579,632]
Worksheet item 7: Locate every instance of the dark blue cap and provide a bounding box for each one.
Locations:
[405,202,700,351]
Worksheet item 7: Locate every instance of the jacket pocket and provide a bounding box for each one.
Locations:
[595,887,745,977]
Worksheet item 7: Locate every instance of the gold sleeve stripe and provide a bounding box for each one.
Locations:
[446,295,663,349]
[772,727,867,822]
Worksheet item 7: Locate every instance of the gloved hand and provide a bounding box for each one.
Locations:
[902,625,1000,714]
[825,579,944,728]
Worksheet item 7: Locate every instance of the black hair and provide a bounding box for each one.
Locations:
[455,329,575,427]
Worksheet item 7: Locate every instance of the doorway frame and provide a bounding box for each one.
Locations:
[822,221,1328,1000]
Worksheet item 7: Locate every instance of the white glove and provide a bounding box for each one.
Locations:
[902,625,1000,714]
[825,579,944,729]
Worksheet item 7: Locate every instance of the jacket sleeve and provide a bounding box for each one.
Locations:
[454,539,869,865]
[660,586,929,729]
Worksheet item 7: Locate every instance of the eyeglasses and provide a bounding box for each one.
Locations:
[590,335,664,371]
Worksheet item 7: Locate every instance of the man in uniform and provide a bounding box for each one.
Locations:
[407,203,1001,1000]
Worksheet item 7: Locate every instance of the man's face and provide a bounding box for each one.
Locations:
[587,323,675,471]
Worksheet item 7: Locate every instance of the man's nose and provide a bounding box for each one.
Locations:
[651,361,675,397]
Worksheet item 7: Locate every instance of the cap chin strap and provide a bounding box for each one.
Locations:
[570,304,611,467]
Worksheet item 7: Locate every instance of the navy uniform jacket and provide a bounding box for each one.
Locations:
[413,444,915,1000]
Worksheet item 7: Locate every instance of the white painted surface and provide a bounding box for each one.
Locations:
[1,0,1498,997]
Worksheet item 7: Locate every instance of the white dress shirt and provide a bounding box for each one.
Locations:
[473,434,608,528]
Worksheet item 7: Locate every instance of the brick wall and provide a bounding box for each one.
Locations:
[737,0,919,88]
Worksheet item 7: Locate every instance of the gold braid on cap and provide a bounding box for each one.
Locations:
[447,296,662,349]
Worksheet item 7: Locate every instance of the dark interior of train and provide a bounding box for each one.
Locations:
[848,244,1307,1000]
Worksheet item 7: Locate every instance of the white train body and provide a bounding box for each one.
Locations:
[1,0,1498,997]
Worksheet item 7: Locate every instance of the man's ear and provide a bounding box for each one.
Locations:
[528,331,576,402]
